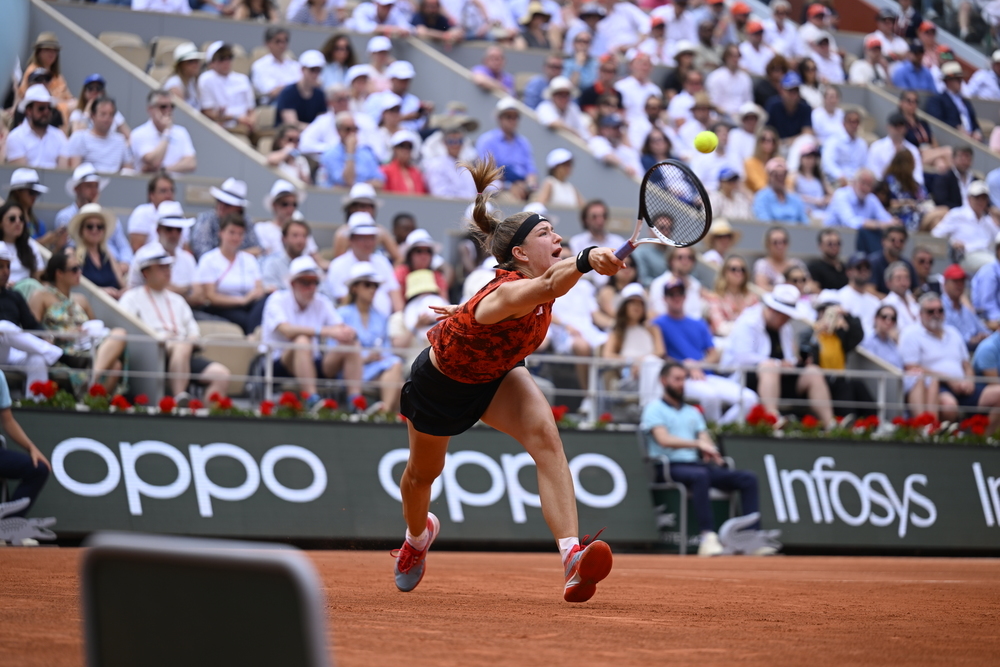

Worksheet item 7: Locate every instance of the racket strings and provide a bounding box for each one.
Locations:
[644,164,708,245]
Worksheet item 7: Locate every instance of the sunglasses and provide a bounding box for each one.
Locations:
[727,265,746,273]
[294,278,320,287]
[275,200,298,208]
[355,280,379,288]
[922,308,944,316]
[154,103,175,111]
[84,83,103,92]
[84,224,105,232]
[4,215,24,223]
[340,126,358,133]
[306,67,322,73]
[789,276,807,284]
[63,265,83,274]
[665,290,686,298]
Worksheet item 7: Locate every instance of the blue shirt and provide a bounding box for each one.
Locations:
[821,132,868,183]
[764,95,812,138]
[563,57,598,91]
[891,61,937,93]
[475,128,536,183]
[319,144,384,188]
[860,332,902,369]
[944,295,989,343]
[824,186,892,230]
[971,259,1000,322]
[652,314,713,362]
[640,398,705,462]
[972,331,1000,375]
[753,187,808,224]
[522,75,548,109]
[0,369,11,410]
[275,83,326,126]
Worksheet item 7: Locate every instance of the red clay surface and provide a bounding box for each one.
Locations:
[2,550,999,666]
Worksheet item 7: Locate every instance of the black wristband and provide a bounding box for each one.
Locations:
[576,246,597,274]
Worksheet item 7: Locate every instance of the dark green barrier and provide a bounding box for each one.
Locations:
[721,436,1000,551]
[18,411,659,544]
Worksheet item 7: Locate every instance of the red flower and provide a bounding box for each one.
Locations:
[29,381,45,395]
[208,392,222,404]
[188,398,204,410]
[301,391,312,400]
[552,405,569,422]
[352,395,368,411]
[110,395,131,410]
[598,412,613,423]
[801,414,819,429]
[135,394,149,406]
[159,396,177,413]
[88,384,108,398]
[322,398,339,411]
[972,424,987,436]
[31,380,57,399]
[892,416,908,427]
[218,397,233,410]
[279,391,299,408]
[260,400,275,416]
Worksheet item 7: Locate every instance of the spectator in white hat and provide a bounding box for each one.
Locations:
[4,170,51,254]
[164,42,204,110]
[325,212,403,315]
[290,0,341,26]
[365,36,395,92]
[932,180,1000,274]
[348,0,413,37]
[6,85,69,170]
[127,173,178,252]
[263,256,364,409]
[383,60,430,133]
[381,130,427,194]
[120,244,232,404]
[130,89,197,175]
[125,201,197,297]
[190,177,261,260]
[536,76,590,140]
[54,164,132,266]
[345,64,375,114]
[338,261,404,414]
[964,50,1000,100]
[276,50,330,129]
[330,183,400,261]
[198,42,257,136]
[536,148,584,210]
[251,27,301,104]
[256,180,321,262]
[370,91,406,163]
[394,228,447,297]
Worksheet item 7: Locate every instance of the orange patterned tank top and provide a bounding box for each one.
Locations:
[428,270,552,384]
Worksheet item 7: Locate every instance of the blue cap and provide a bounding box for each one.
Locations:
[599,113,624,128]
[719,167,739,182]
[781,71,802,90]
[83,73,106,87]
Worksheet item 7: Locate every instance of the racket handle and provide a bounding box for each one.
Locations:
[614,240,636,260]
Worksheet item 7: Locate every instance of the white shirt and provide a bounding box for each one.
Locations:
[119,286,199,339]
[964,68,1000,100]
[849,59,889,87]
[6,121,68,169]
[299,110,377,156]
[535,100,591,139]
[799,22,838,53]
[64,130,133,173]
[262,289,343,359]
[763,18,806,58]
[866,137,923,184]
[198,70,256,127]
[253,220,319,258]
[728,127,757,169]
[126,243,197,289]
[738,43,776,78]
[705,66,753,116]
[720,303,796,368]
[836,284,882,336]
[588,136,642,177]
[811,107,845,144]
[424,155,478,199]
[881,291,920,332]
[648,272,704,320]
[615,77,662,121]
[821,131,869,182]
[69,109,126,134]
[250,53,302,97]
[691,149,743,190]
[666,90,695,125]
[812,51,845,84]
[403,293,449,342]
[652,4,698,46]
[946,90,973,133]
[129,119,195,173]
[346,2,412,33]
[194,248,261,296]
[551,279,608,349]
[597,2,651,53]
[864,29,909,59]
[899,323,968,379]
[3,240,44,284]
[164,74,200,110]
[636,38,675,67]
[932,205,1000,254]
[131,0,191,13]
[324,250,399,316]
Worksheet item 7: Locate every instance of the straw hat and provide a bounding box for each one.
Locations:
[68,203,116,241]
[34,32,61,50]
[405,269,439,300]
[704,218,741,245]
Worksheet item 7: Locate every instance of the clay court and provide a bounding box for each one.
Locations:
[3,550,999,666]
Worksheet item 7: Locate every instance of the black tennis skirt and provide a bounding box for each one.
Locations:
[400,347,522,437]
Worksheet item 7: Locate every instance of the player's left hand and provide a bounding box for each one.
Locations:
[430,304,460,320]
[589,248,627,276]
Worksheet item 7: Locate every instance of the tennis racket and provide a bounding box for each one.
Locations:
[614,159,712,260]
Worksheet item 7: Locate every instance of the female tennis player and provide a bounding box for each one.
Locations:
[393,157,625,603]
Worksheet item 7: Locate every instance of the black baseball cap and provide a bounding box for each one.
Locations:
[846,252,871,269]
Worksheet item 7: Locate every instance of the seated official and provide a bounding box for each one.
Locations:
[640,361,765,557]
[119,244,231,404]
[193,214,266,335]
[0,369,50,535]
[262,257,364,409]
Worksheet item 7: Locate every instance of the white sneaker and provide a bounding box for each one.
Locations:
[753,546,778,556]
[18,538,39,547]
[698,531,723,557]
[578,397,594,415]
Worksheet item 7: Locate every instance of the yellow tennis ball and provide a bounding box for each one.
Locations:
[694,131,718,154]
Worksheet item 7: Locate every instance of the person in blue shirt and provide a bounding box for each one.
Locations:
[640,361,762,556]
[275,50,328,128]
[0,369,50,528]
[319,111,384,188]
[972,330,1000,376]
[651,278,758,423]
[752,157,808,224]
[941,264,990,350]
[474,97,537,200]
[763,72,812,139]
[824,168,896,254]
[890,41,937,92]
[971,242,1000,328]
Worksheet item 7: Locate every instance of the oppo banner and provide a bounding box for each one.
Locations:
[722,437,1000,551]
[19,412,660,543]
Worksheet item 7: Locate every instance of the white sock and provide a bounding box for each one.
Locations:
[557,537,580,564]
[406,528,429,551]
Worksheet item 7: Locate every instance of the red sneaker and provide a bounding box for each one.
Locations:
[563,532,613,603]
[392,513,440,592]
